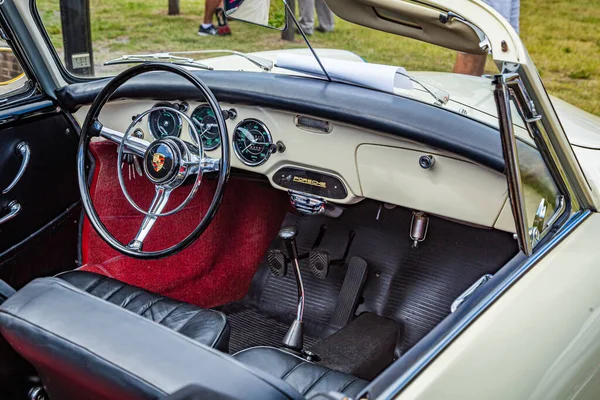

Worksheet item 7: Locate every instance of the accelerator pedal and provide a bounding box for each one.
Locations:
[309,249,330,279]
[267,249,287,277]
[329,256,368,329]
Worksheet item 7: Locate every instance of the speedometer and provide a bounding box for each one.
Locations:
[233,119,273,167]
[149,103,182,139]
[190,105,220,151]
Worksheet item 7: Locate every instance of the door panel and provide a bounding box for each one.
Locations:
[0,101,80,287]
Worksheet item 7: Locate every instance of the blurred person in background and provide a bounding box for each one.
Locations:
[298,0,335,35]
[198,0,231,36]
[453,0,520,75]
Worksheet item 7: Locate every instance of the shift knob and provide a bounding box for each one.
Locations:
[278,226,299,261]
[278,226,298,241]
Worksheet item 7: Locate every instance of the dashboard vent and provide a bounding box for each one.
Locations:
[295,115,332,133]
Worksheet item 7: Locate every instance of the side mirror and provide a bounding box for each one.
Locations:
[224,0,287,30]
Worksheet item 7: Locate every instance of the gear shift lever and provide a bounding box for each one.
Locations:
[279,226,305,351]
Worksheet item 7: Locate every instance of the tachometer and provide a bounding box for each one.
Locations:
[190,105,220,151]
[233,119,273,167]
[149,103,182,139]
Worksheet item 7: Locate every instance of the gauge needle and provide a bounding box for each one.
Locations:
[238,127,256,143]
[158,126,168,136]
[192,117,210,137]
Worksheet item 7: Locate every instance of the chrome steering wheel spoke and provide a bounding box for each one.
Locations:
[128,186,172,251]
[101,126,151,158]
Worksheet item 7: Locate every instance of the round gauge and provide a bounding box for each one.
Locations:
[190,105,220,151]
[148,103,182,139]
[233,119,273,167]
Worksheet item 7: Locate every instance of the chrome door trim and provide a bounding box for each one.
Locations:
[376,209,591,400]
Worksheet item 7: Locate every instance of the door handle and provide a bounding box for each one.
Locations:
[0,201,21,225]
[3,142,30,194]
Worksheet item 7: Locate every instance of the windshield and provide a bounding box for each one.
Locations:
[38,0,507,124]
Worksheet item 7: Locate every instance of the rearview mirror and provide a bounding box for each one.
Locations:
[224,0,287,30]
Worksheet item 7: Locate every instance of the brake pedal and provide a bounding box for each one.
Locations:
[267,249,287,277]
[309,249,330,279]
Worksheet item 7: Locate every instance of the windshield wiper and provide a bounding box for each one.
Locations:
[168,50,273,71]
[104,50,274,72]
[104,53,213,70]
[396,71,450,106]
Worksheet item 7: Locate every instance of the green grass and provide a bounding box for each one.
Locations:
[36,0,600,116]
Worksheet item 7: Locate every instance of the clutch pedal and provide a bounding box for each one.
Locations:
[267,249,287,277]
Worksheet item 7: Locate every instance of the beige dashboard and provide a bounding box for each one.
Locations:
[74,100,515,233]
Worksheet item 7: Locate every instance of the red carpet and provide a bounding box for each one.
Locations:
[81,142,289,308]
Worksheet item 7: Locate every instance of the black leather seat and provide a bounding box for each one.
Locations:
[0,276,369,399]
[234,347,369,398]
[57,271,230,352]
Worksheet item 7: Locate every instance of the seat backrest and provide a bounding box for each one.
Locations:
[0,277,303,400]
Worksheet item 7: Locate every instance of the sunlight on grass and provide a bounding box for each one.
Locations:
[36,0,599,116]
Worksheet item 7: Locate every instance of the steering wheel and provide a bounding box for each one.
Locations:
[77,63,230,259]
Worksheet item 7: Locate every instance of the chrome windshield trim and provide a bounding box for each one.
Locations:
[493,73,532,255]
[376,209,591,400]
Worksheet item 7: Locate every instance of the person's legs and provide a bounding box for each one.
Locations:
[203,0,221,25]
[298,0,316,34]
[452,53,487,76]
[315,0,334,32]
[509,0,520,33]
[483,0,520,32]
[454,0,520,75]
[199,0,230,36]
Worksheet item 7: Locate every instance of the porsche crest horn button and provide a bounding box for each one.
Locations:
[152,153,165,172]
[143,141,178,183]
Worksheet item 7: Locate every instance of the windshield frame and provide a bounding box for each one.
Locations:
[30,0,98,84]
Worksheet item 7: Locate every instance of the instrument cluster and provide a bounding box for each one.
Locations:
[148,103,275,167]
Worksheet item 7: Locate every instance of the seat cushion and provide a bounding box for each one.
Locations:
[0,278,303,400]
[234,347,369,398]
[57,271,229,352]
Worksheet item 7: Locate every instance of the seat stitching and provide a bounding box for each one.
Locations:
[121,290,145,308]
[281,360,306,380]
[137,297,164,316]
[174,310,202,333]
[156,303,184,325]
[103,284,125,302]
[303,369,333,395]
[82,275,109,293]
[339,378,360,393]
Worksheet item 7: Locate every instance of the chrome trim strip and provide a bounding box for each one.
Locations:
[377,209,592,400]
[493,73,532,255]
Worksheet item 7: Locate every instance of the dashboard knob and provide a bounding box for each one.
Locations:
[419,155,435,169]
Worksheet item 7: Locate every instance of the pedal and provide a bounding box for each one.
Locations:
[329,256,368,329]
[309,249,330,279]
[267,249,287,277]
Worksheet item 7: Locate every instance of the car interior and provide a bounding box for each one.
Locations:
[0,3,540,399]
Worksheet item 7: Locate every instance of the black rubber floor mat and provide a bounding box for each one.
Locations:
[221,304,320,354]
[310,313,399,380]
[231,200,518,357]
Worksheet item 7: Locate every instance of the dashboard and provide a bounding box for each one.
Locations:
[74,100,515,233]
